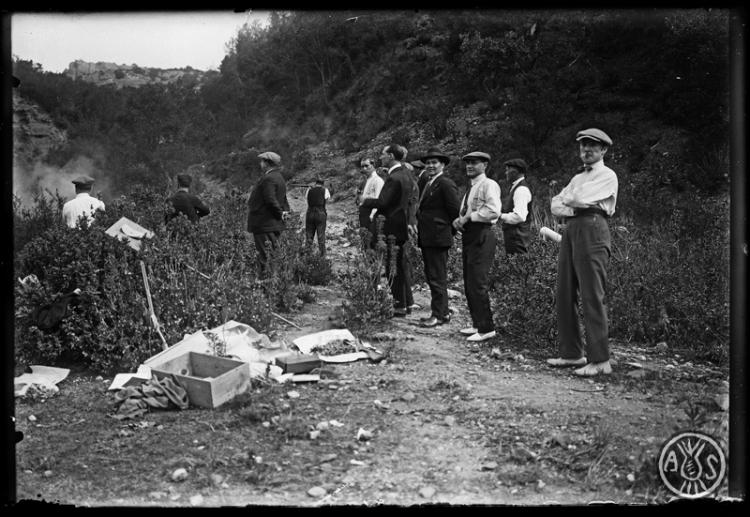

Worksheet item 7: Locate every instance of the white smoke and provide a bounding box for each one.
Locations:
[13,156,112,207]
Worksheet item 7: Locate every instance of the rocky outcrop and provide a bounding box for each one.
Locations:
[13,90,67,166]
[64,60,205,89]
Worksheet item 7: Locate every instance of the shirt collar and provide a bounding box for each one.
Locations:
[177,187,189,192]
[264,167,278,175]
[511,176,525,188]
[470,173,487,186]
[427,171,443,183]
[387,163,400,175]
[583,160,604,172]
[76,192,92,198]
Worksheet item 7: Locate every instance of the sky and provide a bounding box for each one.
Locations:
[10,10,271,73]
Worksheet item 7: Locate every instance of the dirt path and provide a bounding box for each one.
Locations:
[14,194,729,507]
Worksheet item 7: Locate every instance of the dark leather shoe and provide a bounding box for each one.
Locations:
[419,314,434,323]
[392,308,409,318]
[420,316,440,327]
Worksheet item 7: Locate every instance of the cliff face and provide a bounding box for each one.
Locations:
[64,60,206,88]
[13,89,67,167]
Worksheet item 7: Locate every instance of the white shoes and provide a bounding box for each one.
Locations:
[459,327,478,336]
[466,331,496,342]
[546,357,587,367]
[573,361,612,376]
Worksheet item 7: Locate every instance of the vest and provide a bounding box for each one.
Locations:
[307,186,326,209]
[501,178,532,248]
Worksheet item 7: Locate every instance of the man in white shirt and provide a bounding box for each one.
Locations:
[62,175,105,229]
[499,158,533,255]
[547,128,618,377]
[356,158,385,244]
[452,151,502,342]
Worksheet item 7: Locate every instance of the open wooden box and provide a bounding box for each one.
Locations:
[150,351,251,408]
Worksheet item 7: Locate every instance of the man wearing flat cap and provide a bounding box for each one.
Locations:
[62,175,106,228]
[166,173,210,224]
[547,128,618,377]
[499,158,533,255]
[247,151,290,273]
[305,177,331,257]
[452,151,502,342]
[361,143,417,317]
[415,147,461,327]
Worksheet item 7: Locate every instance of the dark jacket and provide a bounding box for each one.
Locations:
[361,164,415,243]
[417,174,461,248]
[167,190,210,223]
[247,168,290,233]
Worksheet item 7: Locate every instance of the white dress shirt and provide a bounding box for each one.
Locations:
[461,173,502,224]
[550,160,618,217]
[500,176,532,225]
[362,170,385,220]
[62,193,106,228]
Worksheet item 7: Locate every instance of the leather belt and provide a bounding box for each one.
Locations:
[572,207,608,218]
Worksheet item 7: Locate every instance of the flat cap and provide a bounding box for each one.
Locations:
[461,151,491,162]
[576,128,612,146]
[72,175,95,186]
[503,158,528,172]
[258,151,281,165]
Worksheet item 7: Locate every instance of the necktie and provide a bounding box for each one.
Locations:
[419,177,435,206]
[460,189,470,217]
[583,165,593,172]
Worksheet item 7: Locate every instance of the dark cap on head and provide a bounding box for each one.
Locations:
[576,128,612,146]
[177,173,192,187]
[72,175,95,187]
[503,159,528,172]
[315,177,324,184]
[421,147,451,165]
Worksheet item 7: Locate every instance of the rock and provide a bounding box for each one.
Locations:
[714,393,729,412]
[357,428,373,441]
[401,391,416,402]
[444,416,456,426]
[171,468,189,482]
[95,376,104,381]
[309,430,321,440]
[419,486,436,499]
[148,491,166,499]
[43,470,53,478]
[627,370,647,379]
[328,419,345,427]
[27,415,37,422]
[480,461,498,471]
[536,479,546,491]
[287,390,300,399]
[210,473,224,486]
[626,473,636,482]
[655,342,668,353]
[189,494,203,506]
[308,486,327,498]
[316,421,330,431]
[319,453,338,463]
[447,289,461,299]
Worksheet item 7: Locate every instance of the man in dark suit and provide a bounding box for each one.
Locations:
[361,143,416,317]
[166,173,210,224]
[247,151,290,273]
[415,147,461,327]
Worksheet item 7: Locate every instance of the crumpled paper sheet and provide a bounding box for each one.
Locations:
[15,365,70,398]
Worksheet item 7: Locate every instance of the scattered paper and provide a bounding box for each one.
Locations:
[15,365,70,398]
[319,351,369,363]
[292,329,356,355]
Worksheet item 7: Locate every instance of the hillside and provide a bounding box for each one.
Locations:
[64,60,207,89]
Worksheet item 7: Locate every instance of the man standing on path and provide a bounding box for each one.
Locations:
[305,177,330,257]
[416,147,461,328]
[247,151,290,274]
[452,151,502,342]
[356,157,385,243]
[62,175,105,228]
[166,173,210,224]
[499,159,533,255]
[361,144,416,317]
[547,128,618,377]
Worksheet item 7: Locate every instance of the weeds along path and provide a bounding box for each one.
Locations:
[15,194,728,506]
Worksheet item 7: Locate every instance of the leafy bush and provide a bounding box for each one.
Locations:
[295,252,334,286]
[341,221,394,331]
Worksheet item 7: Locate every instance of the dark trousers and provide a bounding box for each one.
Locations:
[305,208,327,257]
[358,207,375,250]
[555,214,611,363]
[253,231,280,274]
[422,247,450,319]
[386,239,413,309]
[462,223,496,333]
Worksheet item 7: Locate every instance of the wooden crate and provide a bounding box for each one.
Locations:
[150,352,251,409]
[275,353,322,374]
